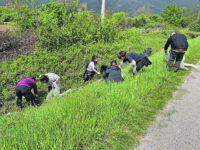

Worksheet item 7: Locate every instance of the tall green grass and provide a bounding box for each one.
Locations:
[0,29,168,112]
[1,37,200,149]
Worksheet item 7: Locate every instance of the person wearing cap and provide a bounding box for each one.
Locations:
[118,51,152,75]
[16,77,38,108]
[164,32,189,72]
[39,73,60,101]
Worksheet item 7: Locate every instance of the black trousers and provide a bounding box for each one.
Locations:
[16,86,36,108]
[169,50,185,70]
[136,57,152,72]
[83,71,95,82]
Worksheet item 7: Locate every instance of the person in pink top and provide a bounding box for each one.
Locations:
[16,77,38,108]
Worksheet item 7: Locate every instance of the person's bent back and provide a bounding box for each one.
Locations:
[164,32,189,72]
[16,77,38,108]
[164,33,188,52]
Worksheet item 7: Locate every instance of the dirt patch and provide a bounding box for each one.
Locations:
[0,25,13,32]
[0,27,37,61]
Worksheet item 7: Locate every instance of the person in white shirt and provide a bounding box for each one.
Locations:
[83,55,100,82]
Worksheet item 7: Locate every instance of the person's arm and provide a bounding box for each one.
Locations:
[131,60,137,73]
[92,68,100,74]
[164,37,171,54]
[32,81,38,95]
[56,76,60,82]
[119,62,124,68]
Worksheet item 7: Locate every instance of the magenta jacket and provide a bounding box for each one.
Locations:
[17,78,38,94]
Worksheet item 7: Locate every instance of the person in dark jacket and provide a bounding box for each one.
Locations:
[16,77,38,108]
[164,32,189,72]
[104,60,124,82]
[118,51,152,75]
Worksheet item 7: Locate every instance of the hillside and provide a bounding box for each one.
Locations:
[0,0,199,14]
[80,0,199,14]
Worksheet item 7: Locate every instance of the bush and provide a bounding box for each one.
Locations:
[149,14,164,23]
[133,14,150,28]
[189,20,200,32]
[112,12,127,29]
[0,6,13,24]
[180,17,191,27]
[13,4,37,31]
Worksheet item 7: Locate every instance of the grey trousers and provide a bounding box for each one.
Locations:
[46,81,71,101]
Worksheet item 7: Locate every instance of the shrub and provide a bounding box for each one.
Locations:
[13,4,37,31]
[0,6,13,24]
[189,20,200,32]
[180,17,191,27]
[112,12,127,29]
[149,14,164,23]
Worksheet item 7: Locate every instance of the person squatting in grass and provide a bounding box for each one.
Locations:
[164,32,189,72]
[83,55,100,82]
[16,77,38,108]
[118,51,152,75]
[101,60,124,83]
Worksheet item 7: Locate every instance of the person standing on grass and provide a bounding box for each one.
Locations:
[16,77,38,108]
[39,73,61,101]
[103,60,124,83]
[83,55,100,82]
[118,51,152,75]
[164,32,189,72]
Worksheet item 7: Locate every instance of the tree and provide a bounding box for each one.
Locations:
[161,4,183,26]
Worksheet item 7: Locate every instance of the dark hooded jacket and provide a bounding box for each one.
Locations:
[105,66,124,82]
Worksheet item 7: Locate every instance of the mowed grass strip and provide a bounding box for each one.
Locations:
[0,37,200,150]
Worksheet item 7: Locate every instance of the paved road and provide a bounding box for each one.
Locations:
[136,69,200,150]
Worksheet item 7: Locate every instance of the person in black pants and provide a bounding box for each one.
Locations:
[118,51,152,75]
[164,32,189,72]
[16,77,38,108]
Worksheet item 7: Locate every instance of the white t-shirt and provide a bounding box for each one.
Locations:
[46,73,60,87]
[87,62,96,72]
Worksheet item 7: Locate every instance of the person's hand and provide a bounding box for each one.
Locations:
[133,71,137,76]
[97,72,100,75]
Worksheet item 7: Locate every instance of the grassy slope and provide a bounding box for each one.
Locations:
[0,29,167,113]
[1,37,200,149]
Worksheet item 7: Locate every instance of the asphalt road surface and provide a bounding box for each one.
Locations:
[136,69,200,150]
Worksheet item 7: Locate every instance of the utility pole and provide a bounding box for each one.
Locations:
[101,0,105,22]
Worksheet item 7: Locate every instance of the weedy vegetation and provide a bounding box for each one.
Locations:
[1,0,200,149]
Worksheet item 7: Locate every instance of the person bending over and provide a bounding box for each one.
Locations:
[164,32,188,72]
[39,73,60,101]
[16,77,38,108]
[83,55,100,82]
[118,51,152,75]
